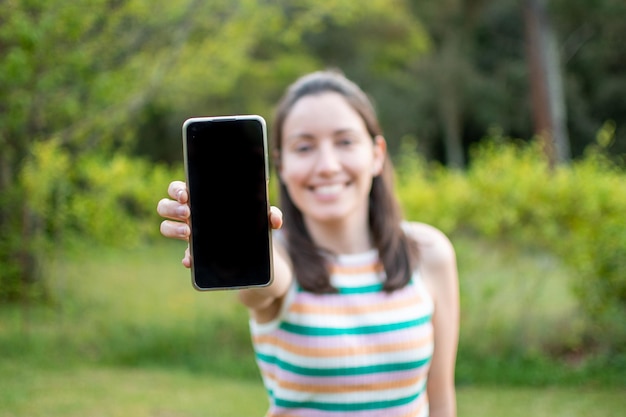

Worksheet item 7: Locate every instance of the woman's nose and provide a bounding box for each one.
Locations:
[314,141,341,174]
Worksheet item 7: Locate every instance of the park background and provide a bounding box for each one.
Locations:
[1,0,625,415]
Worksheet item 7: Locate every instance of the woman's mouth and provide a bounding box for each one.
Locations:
[311,183,344,197]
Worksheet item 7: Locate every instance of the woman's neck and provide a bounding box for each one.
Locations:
[304,217,373,255]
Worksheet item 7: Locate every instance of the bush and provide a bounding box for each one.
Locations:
[395,135,626,357]
[20,140,181,249]
[1,139,182,301]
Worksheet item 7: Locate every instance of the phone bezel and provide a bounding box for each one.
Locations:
[182,115,274,291]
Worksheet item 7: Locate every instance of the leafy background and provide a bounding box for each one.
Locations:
[1,0,625,414]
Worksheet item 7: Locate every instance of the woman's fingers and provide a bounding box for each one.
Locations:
[160,182,278,267]
[168,181,188,202]
[269,206,283,230]
[182,246,191,268]
[157,197,189,221]
[160,219,190,240]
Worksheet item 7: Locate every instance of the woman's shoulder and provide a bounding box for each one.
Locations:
[402,221,458,304]
[401,221,456,268]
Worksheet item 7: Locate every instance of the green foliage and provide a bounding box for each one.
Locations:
[396,135,626,356]
[19,140,181,249]
[2,0,626,367]
[2,138,180,300]
[1,0,430,297]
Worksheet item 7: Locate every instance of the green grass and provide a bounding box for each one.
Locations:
[0,362,269,417]
[0,237,624,416]
[2,240,258,377]
[1,362,623,417]
[456,233,580,352]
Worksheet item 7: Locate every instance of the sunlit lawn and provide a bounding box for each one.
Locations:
[1,362,268,417]
[1,238,624,416]
[2,362,624,417]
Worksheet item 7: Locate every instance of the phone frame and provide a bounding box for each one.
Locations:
[182,115,273,291]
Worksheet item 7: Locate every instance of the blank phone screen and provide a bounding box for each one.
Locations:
[183,116,272,290]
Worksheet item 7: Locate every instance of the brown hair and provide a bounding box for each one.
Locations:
[271,69,418,293]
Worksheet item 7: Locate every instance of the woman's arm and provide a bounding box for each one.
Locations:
[238,234,293,323]
[407,222,460,417]
[157,180,293,322]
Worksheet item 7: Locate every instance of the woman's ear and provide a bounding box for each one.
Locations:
[372,135,387,176]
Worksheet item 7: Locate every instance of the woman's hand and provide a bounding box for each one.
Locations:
[157,181,192,267]
[158,181,191,239]
[156,180,284,268]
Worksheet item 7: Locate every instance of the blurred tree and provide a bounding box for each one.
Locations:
[132,0,431,165]
[2,0,624,300]
[407,0,493,168]
[0,0,304,298]
[550,0,626,159]
[133,0,626,168]
[406,0,625,166]
[298,0,429,152]
[523,0,571,167]
[0,0,203,297]
[0,0,428,299]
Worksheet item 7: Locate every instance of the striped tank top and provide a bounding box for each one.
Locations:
[250,249,434,417]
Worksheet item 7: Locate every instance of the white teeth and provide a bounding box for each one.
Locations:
[315,184,343,196]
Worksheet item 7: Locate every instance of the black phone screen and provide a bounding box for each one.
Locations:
[183,116,272,290]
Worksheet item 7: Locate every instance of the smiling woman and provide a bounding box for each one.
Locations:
[157,69,460,417]
[279,92,386,234]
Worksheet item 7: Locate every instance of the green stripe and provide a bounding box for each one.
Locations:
[256,352,430,377]
[271,385,425,411]
[337,283,383,294]
[297,283,383,294]
[279,315,431,336]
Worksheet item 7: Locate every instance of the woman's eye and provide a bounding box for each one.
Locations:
[337,138,354,146]
[295,144,313,153]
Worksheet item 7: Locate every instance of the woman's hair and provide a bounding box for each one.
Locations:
[271,69,418,293]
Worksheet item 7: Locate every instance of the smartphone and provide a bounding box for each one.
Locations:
[182,115,273,290]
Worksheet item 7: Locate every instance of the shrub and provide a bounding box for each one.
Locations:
[3,140,182,301]
[395,135,626,357]
[20,140,181,249]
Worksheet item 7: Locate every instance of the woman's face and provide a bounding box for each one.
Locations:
[279,92,386,226]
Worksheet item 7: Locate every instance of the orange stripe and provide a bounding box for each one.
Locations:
[253,333,433,358]
[328,262,384,275]
[289,292,425,316]
[265,370,428,394]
